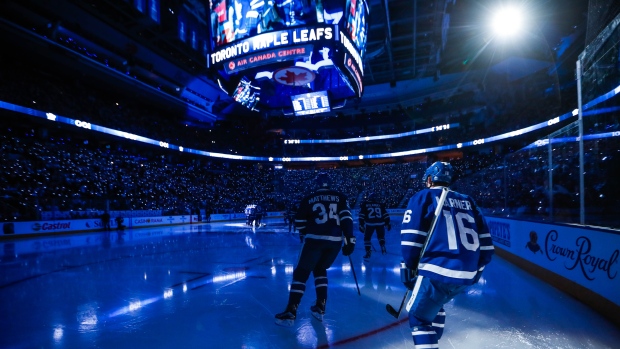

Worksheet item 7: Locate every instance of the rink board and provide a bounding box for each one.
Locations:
[486,217,619,306]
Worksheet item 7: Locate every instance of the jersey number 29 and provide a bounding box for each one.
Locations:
[367,207,382,218]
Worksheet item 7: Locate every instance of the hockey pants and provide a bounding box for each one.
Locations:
[406,275,468,348]
[286,241,341,308]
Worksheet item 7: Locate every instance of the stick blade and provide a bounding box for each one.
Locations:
[385,304,400,318]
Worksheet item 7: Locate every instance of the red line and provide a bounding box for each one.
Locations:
[316,317,409,348]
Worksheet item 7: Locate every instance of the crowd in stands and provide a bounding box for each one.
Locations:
[0,117,426,221]
[1,20,618,229]
[2,108,618,230]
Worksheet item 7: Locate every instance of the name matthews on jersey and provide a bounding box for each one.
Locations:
[308,195,340,204]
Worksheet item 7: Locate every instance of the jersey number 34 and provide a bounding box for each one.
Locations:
[313,203,340,225]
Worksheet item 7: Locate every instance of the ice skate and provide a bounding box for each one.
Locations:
[275,304,298,327]
[310,300,326,322]
[363,250,371,260]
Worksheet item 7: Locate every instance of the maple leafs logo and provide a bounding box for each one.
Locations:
[278,71,309,85]
[274,67,315,86]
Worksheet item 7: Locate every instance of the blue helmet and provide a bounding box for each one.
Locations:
[423,161,454,185]
[315,172,331,188]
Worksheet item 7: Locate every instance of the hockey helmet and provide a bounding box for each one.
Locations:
[315,172,331,188]
[423,161,454,185]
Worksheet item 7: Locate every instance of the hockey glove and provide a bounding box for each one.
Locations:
[400,262,416,290]
[342,236,356,256]
[403,280,415,290]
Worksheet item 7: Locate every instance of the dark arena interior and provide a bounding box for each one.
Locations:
[1,0,620,348]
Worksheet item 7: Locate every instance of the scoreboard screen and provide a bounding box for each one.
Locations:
[291,91,330,116]
[208,0,368,112]
[209,0,324,49]
[345,0,368,56]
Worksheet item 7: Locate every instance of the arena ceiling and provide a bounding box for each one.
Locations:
[1,0,590,118]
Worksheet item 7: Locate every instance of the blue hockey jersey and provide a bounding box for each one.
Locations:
[359,200,390,227]
[401,187,494,285]
[295,188,354,246]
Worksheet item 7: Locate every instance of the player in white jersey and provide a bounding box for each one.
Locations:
[400,161,494,348]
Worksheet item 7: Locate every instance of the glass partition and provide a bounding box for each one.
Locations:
[454,102,619,229]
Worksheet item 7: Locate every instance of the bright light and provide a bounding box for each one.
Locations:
[53,326,64,342]
[212,271,246,283]
[491,6,525,38]
[341,263,351,273]
[163,288,173,299]
[129,300,142,311]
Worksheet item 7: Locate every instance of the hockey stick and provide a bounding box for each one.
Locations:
[386,289,409,318]
[348,255,361,296]
[386,187,449,318]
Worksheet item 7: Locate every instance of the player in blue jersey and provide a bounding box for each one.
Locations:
[275,172,355,326]
[358,192,391,259]
[400,161,494,348]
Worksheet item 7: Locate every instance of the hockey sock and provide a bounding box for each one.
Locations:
[314,275,328,301]
[411,325,438,348]
[432,308,446,339]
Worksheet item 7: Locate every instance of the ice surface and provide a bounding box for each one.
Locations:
[1,218,618,348]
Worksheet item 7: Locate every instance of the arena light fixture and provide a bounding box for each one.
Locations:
[490,5,525,39]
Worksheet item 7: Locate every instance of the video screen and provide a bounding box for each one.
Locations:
[344,0,368,56]
[233,77,261,111]
[291,90,330,116]
[210,0,326,48]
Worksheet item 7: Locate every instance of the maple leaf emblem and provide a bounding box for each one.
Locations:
[278,71,309,85]
[273,67,315,86]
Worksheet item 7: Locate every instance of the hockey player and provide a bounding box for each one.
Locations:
[212,0,235,45]
[400,161,494,348]
[258,0,284,33]
[358,192,390,259]
[245,204,256,226]
[232,0,251,41]
[100,211,111,231]
[255,204,263,226]
[285,203,297,233]
[275,172,355,327]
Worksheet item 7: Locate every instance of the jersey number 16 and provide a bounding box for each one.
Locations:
[402,209,479,251]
